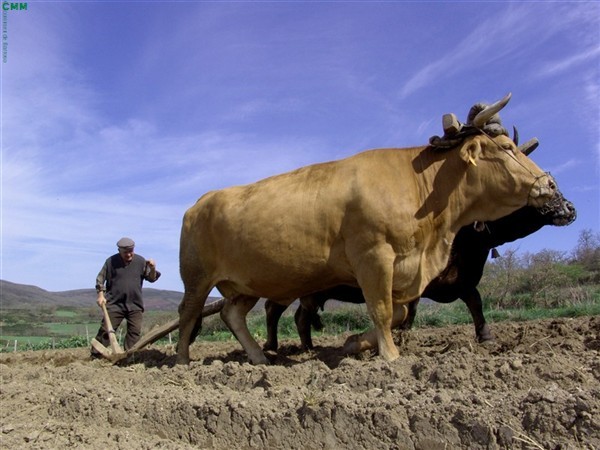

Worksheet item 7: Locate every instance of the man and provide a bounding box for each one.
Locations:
[91,237,161,358]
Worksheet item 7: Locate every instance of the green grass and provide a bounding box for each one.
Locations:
[1,335,49,345]
[54,309,79,318]
[1,335,90,351]
[1,335,54,351]
[483,301,600,323]
[46,322,98,335]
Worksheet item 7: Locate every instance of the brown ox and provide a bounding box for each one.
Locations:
[177,94,556,365]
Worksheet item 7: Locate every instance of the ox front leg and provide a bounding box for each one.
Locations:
[366,295,397,361]
[220,295,269,365]
[461,288,494,343]
[349,251,399,361]
[399,299,420,331]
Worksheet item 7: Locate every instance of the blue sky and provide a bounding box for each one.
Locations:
[1,1,598,293]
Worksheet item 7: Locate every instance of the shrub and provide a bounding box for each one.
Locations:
[55,335,89,349]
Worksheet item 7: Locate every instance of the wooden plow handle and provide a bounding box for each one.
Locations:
[101,303,123,354]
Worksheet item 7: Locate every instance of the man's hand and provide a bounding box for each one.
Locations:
[97,291,106,306]
[145,259,160,282]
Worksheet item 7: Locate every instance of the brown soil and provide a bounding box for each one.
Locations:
[1,315,599,449]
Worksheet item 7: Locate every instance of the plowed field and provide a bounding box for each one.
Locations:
[1,316,599,449]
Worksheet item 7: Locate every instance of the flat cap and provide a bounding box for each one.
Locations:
[117,237,135,248]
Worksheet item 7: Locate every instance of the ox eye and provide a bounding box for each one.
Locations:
[502,143,515,155]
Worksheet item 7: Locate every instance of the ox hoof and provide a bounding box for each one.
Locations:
[476,326,494,344]
[176,355,191,365]
[263,342,277,352]
[380,350,400,362]
[342,335,362,355]
[248,352,270,365]
[479,337,496,347]
[250,358,270,366]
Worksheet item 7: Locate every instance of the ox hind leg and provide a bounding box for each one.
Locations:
[265,295,324,353]
[177,283,212,365]
[296,294,326,350]
[264,300,288,352]
[220,295,269,365]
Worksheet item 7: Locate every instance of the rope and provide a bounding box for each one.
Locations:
[477,130,550,204]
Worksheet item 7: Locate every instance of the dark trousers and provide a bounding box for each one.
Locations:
[92,308,143,354]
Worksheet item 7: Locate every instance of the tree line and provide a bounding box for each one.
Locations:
[479,229,599,310]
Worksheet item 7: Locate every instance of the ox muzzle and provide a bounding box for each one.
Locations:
[528,172,556,208]
[537,186,577,226]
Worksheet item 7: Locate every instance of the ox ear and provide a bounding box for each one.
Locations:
[459,140,482,167]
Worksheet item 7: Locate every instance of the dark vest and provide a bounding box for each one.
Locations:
[105,254,148,312]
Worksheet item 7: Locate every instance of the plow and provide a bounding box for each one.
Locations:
[91,298,226,362]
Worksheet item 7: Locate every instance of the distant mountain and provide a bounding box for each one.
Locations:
[0,280,190,311]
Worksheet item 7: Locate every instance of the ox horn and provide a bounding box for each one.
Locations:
[472,92,512,128]
[512,126,519,146]
[518,137,539,156]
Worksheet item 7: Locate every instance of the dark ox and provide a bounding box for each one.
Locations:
[177,94,556,365]
[263,188,576,353]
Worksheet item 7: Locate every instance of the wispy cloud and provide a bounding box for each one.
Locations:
[398,3,597,100]
[399,5,534,99]
[547,158,580,176]
[536,47,600,79]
